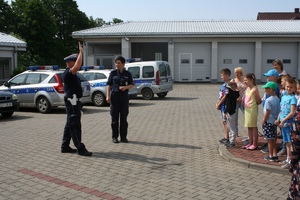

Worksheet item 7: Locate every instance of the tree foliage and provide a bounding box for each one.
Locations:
[0,0,123,69]
[0,0,15,33]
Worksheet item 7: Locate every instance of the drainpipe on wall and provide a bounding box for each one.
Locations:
[13,45,18,74]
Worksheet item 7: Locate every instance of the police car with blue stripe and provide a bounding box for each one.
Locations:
[125,60,173,100]
[0,66,90,113]
[79,66,137,106]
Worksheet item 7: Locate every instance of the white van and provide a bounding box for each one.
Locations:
[125,61,173,100]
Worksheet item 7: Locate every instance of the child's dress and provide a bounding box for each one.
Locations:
[244,87,258,127]
[287,101,300,199]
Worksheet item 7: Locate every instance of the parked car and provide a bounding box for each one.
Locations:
[0,66,90,113]
[79,66,137,106]
[0,91,20,118]
[125,61,173,100]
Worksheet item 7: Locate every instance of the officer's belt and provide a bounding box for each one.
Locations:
[64,96,81,101]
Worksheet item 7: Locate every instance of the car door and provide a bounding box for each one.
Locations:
[22,73,42,105]
[1,74,28,104]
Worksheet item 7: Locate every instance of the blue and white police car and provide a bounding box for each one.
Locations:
[125,61,173,100]
[79,66,137,106]
[0,66,90,113]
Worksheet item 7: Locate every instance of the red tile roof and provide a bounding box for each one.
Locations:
[257,8,300,20]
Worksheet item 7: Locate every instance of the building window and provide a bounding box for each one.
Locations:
[195,59,204,64]
[181,59,190,64]
[0,58,10,82]
[267,59,275,64]
[283,59,291,64]
[155,53,162,61]
[239,59,247,64]
[223,59,232,64]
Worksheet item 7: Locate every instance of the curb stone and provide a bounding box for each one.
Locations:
[218,144,290,176]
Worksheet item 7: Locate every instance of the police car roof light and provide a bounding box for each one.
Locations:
[28,65,59,71]
[81,66,105,71]
[126,58,143,63]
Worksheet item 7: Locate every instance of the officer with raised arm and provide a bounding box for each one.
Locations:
[61,41,92,156]
[106,56,134,143]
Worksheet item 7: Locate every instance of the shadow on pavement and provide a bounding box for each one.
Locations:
[128,141,201,149]
[92,152,169,164]
[0,115,33,122]
[132,97,198,101]
[129,102,155,107]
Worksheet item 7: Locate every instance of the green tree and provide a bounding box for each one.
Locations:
[0,0,15,33]
[12,0,57,65]
[44,0,91,65]
[89,16,106,27]
[106,18,123,25]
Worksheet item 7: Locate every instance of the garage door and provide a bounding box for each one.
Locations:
[174,43,211,82]
[217,43,255,82]
[261,42,298,82]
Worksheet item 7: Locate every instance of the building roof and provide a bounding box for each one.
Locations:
[72,20,300,38]
[257,8,300,20]
[0,32,27,47]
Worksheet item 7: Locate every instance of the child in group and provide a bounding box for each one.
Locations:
[260,69,280,154]
[216,68,231,144]
[277,74,293,157]
[261,69,280,107]
[261,81,280,161]
[287,81,300,199]
[275,77,297,169]
[223,81,240,148]
[242,73,262,150]
[294,80,300,102]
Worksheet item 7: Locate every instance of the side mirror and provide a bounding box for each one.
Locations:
[3,81,10,87]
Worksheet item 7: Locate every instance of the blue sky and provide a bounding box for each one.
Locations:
[75,0,300,21]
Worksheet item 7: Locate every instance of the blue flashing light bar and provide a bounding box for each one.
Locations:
[81,66,105,71]
[126,58,143,63]
[28,65,59,71]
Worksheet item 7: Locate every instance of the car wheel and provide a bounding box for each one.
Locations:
[36,96,51,113]
[92,92,106,106]
[157,92,168,98]
[142,88,154,100]
[1,112,13,118]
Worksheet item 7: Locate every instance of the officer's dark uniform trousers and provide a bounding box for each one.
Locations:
[110,91,129,140]
[62,99,86,151]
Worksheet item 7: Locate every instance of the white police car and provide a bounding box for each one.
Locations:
[0,66,90,113]
[79,66,137,106]
[125,61,173,100]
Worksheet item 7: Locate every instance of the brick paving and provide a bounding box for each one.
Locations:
[0,83,292,199]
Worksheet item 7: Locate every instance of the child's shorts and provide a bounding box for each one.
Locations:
[262,123,277,140]
[282,126,292,143]
[220,111,226,122]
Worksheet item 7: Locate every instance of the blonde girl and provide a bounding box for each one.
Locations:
[242,73,262,150]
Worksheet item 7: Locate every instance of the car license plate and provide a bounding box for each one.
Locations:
[0,102,12,107]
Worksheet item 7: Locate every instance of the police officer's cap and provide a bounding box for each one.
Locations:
[64,54,78,62]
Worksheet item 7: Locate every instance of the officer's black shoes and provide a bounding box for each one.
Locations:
[112,138,119,143]
[61,146,77,153]
[120,139,129,143]
[78,150,92,156]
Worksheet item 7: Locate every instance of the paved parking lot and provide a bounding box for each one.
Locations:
[0,83,291,200]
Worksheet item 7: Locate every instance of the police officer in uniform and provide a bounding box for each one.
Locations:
[106,56,134,143]
[61,41,92,156]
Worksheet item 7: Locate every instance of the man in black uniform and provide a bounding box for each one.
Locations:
[106,56,134,143]
[61,41,92,156]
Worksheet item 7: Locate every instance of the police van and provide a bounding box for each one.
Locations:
[0,66,90,113]
[79,66,137,106]
[125,61,173,100]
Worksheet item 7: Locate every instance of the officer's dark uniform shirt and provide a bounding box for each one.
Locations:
[63,68,82,98]
[107,69,133,92]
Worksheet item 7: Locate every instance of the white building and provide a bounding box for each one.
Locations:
[72,20,300,83]
[0,32,26,83]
